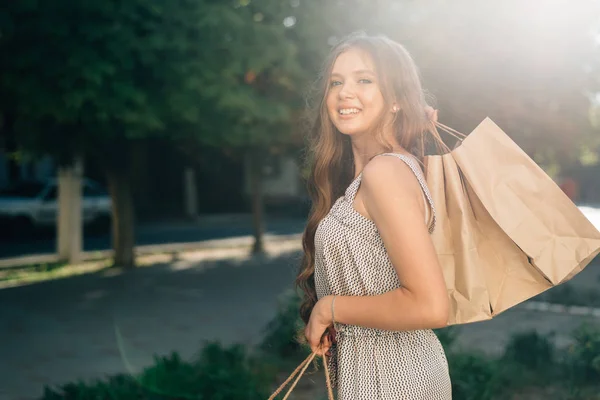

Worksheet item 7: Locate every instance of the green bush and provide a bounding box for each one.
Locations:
[41,375,143,400]
[448,352,504,400]
[502,330,554,370]
[259,289,306,361]
[434,325,459,351]
[567,323,600,384]
[40,343,270,400]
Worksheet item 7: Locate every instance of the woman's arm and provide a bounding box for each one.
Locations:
[306,156,449,352]
[335,155,449,329]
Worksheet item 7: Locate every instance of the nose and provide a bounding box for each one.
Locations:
[338,82,356,99]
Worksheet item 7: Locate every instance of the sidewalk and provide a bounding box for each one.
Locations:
[1,237,599,400]
[0,212,306,268]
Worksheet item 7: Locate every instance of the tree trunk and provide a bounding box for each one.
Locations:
[106,168,136,268]
[184,167,199,220]
[248,150,265,255]
[57,160,83,264]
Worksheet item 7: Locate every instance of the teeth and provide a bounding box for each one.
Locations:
[339,108,360,115]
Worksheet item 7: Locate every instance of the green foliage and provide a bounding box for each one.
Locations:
[567,323,600,383]
[434,325,458,351]
[259,289,306,361]
[447,327,600,399]
[137,352,202,398]
[0,0,346,162]
[41,374,143,400]
[40,343,270,400]
[189,343,271,400]
[3,0,202,159]
[448,352,504,400]
[502,330,555,370]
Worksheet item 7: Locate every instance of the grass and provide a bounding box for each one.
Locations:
[0,244,287,288]
[0,259,112,287]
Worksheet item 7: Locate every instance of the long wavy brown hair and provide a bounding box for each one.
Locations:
[296,33,448,325]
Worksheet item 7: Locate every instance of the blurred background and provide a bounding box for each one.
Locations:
[1,0,600,399]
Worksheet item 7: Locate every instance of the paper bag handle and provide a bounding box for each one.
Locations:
[422,120,467,155]
[434,121,467,141]
[267,352,334,400]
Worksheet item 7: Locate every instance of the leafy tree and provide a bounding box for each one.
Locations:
[0,0,226,267]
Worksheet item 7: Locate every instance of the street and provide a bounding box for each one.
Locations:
[1,238,599,399]
[0,244,301,399]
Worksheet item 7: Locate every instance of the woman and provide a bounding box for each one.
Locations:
[296,33,452,399]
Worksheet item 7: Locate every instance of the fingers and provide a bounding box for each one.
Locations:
[321,334,332,356]
[322,333,331,348]
[305,325,333,355]
[327,326,337,344]
[305,327,320,353]
[313,342,331,356]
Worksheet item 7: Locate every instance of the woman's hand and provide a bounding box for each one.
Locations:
[304,296,336,355]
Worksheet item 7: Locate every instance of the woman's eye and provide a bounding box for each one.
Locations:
[358,78,372,84]
[330,80,342,87]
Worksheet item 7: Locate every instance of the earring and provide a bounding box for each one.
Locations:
[392,105,399,113]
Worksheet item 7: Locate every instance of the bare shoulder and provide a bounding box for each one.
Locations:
[360,155,422,201]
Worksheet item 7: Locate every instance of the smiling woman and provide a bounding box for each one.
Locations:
[296,33,451,400]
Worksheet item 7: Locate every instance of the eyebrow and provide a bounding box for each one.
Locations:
[330,69,376,78]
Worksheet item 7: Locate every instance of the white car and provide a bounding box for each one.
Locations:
[0,179,112,233]
[579,205,600,231]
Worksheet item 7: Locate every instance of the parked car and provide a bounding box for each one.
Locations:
[0,179,112,234]
[579,205,600,231]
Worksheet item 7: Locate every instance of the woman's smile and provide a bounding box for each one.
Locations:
[338,107,362,119]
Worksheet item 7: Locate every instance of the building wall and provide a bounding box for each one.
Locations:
[244,154,302,199]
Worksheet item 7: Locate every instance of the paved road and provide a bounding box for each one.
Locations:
[0,245,301,399]
[0,215,307,259]
[1,239,599,400]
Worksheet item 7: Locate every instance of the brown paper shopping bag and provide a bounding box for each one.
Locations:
[425,118,600,325]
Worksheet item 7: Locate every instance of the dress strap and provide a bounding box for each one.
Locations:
[373,153,437,233]
[344,172,364,204]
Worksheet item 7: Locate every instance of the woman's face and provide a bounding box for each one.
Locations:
[326,48,388,137]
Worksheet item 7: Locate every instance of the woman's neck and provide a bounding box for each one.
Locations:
[350,139,409,178]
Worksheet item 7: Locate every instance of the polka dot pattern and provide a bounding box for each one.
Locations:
[314,153,452,399]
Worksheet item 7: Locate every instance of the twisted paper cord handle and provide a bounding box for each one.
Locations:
[434,121,467,140]
[267,352,334,400]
